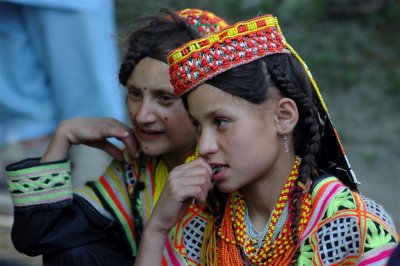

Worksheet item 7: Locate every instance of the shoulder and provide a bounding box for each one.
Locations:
[298,175,399,265]
[310,175,397,234]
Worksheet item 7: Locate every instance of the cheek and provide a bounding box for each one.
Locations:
[168,112,195,134]
[126,101,139,118]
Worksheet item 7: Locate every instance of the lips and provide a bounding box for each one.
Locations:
[210,163,228,182]
[138,129,164,141]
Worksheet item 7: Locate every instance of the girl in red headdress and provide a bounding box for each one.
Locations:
[135,14,399,265]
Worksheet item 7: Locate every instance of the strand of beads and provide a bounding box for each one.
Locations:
[232,157,302,265]
[217,156,312,265]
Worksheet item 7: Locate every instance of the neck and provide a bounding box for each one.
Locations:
[241,154,295,231]
[162,143,197,171]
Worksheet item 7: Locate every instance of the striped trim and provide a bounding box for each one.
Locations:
[141,157,157,222]
[7,161,72,207]
[74,185,113,220]
[88,161,137,256]
[302,176,342,240]
[164,239,182,265]
[359,243,398,266]
[6,161,70,177]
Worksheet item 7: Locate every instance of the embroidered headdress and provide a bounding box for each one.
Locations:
[177,8,228,35]
[168,15,359,190]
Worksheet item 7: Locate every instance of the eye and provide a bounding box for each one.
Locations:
[158,93,176,105]
[128,88,142,100]
[215,118,229,128]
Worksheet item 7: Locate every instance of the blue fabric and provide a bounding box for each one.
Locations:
[389,244,400,265]
[0,1,126,148]
[0,0,100,11]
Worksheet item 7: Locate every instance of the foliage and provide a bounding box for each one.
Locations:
[115,0,400,95]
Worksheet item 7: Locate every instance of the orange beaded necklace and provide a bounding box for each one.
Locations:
[217,157,312,265]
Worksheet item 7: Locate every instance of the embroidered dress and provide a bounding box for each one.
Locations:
[5,153,200,265]
[7,156,399,265]
[172,175,399,265]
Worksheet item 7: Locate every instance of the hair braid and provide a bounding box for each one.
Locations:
[267,55,321,264]
[206,188,228,228]
[130,154,146,247]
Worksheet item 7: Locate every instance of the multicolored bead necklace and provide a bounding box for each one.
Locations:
[217,156,312,265]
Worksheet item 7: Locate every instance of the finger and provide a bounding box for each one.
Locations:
[169,172,212,205]
[177,170,212,191]
[102,120,138,159]
[169,185,208,205]
[102,118,134,138]
[188,186,208,204]
[119,129,139,160]
[175,158,212,176]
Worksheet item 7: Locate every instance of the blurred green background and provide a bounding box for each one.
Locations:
[117,0,400,99]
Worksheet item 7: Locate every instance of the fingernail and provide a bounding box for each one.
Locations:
[123,148,134,164]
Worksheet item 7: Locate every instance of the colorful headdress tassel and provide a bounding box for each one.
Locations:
[177,8,228,36]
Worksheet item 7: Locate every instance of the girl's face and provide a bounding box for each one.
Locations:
[126,57,196,161]
[188,84,283,193]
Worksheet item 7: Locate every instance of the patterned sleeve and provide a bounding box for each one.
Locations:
[297,176,399,265]
[357,194,399,264]
[7,158,73,209]
[5,158,121,257]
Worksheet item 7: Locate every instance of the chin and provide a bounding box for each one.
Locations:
[215,182,237,194]
[139,144,164,157]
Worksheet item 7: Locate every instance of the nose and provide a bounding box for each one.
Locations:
[198,128,218,158]
[135,100,157,124]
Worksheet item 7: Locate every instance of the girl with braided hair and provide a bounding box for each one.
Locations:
[135,15,399,265]
[5,9,227,265]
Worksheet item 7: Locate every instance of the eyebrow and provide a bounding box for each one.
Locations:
[127,85,176,95]
[189,109,227,122]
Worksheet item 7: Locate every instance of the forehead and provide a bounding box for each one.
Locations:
[187,84,268,119]
[127,57,173,92]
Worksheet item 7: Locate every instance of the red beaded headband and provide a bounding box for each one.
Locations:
[168,15,292,96]
[177,8,229,36]
[168,14,360,190]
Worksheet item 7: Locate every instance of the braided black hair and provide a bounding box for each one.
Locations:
[266,55,321,263]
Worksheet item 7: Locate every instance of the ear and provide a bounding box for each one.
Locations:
[274,97,298,135]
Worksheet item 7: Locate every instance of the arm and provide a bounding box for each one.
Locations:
[134,158,212,265]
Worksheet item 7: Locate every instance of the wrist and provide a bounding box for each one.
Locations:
[143,219,171,240]
[40,125,71,163]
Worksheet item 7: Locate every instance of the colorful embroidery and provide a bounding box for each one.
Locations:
[7,161,72,207]
[177,8,228,36]
[299,176,399,265]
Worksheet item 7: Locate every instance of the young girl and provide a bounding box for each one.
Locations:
[5,9,227,265]
[135,15,399,265]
